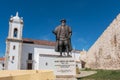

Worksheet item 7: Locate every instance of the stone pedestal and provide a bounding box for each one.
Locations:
[37,53,76,79]
[54,57,76,78]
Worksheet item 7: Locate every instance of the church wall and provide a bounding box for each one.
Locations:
[21,43,55,69]
[20,43,34,69]
[7,42,21,70]
[86,14,120,69]
[34,47,59,70]
[0,61,4,70]
[38,57,55,70]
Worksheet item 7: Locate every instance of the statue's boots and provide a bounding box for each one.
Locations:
[67,53,72,57]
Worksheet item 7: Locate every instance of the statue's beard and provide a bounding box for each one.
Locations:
[61,23,65,26]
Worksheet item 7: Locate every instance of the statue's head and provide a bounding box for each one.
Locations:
[60,19,66,26]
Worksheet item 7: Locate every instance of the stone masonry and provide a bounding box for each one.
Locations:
[85,14,120,69]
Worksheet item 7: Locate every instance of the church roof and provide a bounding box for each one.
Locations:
[0,58,5,61]
[23,38,56,46]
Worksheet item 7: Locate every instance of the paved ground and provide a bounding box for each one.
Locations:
[55,71,97,80]
[76,71,97,78]
[55,78,77,80]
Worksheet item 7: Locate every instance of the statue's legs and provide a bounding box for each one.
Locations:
[66,45,69,56]
[59,46,62,56]
[59,40,63,56]
[64,40,69,56]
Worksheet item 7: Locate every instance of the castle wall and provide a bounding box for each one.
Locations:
[86,14,120,69]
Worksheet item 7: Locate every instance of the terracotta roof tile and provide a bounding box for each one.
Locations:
[0,58,5,61]
[23,38,56,46]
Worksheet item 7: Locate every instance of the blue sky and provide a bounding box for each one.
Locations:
[0,0,120,57]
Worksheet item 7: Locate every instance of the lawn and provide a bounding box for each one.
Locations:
[78,69,120,80]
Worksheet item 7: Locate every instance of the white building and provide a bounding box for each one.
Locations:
[0,57,5,70]
[5,12,81,70]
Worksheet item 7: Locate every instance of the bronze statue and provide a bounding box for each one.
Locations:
[53,19,72,56]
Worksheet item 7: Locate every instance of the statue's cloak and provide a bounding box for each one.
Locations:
[54,25,72,52]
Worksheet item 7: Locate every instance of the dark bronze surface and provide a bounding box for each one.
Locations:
[53,19,72,56]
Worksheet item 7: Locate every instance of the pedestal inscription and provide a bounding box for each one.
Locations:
[54,57,76,77]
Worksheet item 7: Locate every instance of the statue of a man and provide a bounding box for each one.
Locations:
[53,19,72,56]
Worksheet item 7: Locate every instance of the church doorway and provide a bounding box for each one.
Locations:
[27,63,32,70]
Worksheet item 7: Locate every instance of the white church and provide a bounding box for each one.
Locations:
[4,12,81,70]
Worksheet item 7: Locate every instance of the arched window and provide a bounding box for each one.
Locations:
[13,28,18,37]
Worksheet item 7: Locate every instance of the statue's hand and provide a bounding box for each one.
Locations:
[67,38,69,40]
[67,36,70,39]
[68,34,71,39]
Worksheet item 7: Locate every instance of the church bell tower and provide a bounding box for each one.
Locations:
[5,12,23,70]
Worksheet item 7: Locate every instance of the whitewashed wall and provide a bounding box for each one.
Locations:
[0,61,4,70]
[34,48,59,70]
[7,42,21,70]
[39,57,55,70]
[21,43,56,69]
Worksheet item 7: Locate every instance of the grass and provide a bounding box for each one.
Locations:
[78,69,120,80]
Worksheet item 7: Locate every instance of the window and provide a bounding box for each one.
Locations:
[13,28,18,37]
[13,45,16,50]
[45,62,48,66]
[8,56,10,61]
[12,56,15,60]
[28,53,32,60]
[27,63,32,70]
[2,63,4,67]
